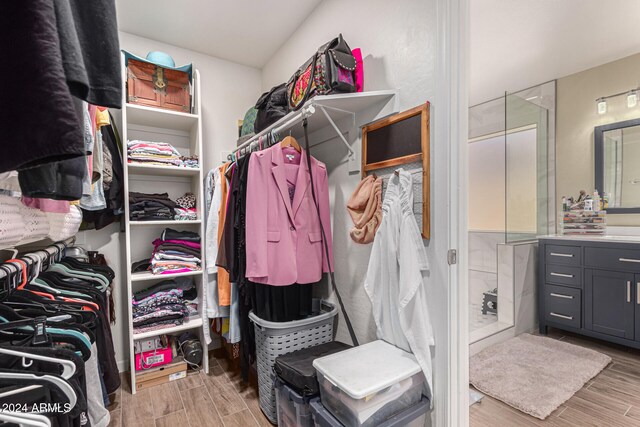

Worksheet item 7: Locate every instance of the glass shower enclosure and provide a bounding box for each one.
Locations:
[468,91,550,342]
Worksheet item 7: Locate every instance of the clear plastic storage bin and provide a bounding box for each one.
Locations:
[310,398,429,427]
[274,376,317,427]
[313,340,426,427]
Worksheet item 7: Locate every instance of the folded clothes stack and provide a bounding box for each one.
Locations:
[128,140,182,167]
[175,192,197,221]
[131,277,197,333]
[180,155,199,169]
[127,140,199,169]
[129,192,176,221]
[175,207,197,221]
[151,228,202,275]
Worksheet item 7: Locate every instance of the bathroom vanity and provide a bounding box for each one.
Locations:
[539,235,640,349]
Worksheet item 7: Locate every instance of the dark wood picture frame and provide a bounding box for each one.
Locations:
[362,103,430,238]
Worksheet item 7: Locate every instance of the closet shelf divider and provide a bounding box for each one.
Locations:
[132,315,203,341]
[127,163,201,177]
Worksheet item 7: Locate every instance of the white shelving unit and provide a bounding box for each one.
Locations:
[122,65,209,394]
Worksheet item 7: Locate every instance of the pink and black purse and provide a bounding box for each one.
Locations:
[287,34,358,111]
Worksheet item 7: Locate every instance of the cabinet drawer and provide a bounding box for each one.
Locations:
[585,246,640,272]
[545,264,582,288]
[545,244,581,266]
[544,284,581,329]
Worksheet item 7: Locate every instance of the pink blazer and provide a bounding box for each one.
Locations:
[246,144,334,286]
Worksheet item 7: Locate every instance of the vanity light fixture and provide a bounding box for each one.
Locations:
[597,98,607,115]
[596,87,640,113]
[628,90,638,108]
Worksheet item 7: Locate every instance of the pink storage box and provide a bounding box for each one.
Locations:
[135,347,173,371]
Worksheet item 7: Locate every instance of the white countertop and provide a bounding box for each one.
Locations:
[538,234,640,243]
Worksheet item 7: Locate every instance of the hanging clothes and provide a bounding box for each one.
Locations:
[81,111,125,230]
[245,144,333,286]
[217,162,232,306]
[0,246,119,427]
[215,154,253,379]
[203,169,229,321]
[363,168,434,405]
[0,0,85,174]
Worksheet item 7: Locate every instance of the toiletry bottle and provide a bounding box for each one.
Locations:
[593,191,601,212]
[562,196,567,212]
[603,193,609,210]
[584,198,593,212]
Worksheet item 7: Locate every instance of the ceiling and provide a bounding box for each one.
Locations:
[115,0,322,68]
[471,0,640,105]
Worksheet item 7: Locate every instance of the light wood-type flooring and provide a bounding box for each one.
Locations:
[471,328,640,426]
[106,351,272,427]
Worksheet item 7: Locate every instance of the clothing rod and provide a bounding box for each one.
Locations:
[229,105,316,160]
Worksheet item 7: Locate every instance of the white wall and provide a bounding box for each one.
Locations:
[470,0,640,105]
[556,52,640,226]
[79,32,262,371]
[261,1,446,425]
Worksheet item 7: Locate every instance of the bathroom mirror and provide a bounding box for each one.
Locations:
[595,118,640,213]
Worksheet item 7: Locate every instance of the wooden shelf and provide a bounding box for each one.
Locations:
[130,220,201,226]
[127,163,201,177]
[126,103,199,131]
[131,270,202,282]
[133,316,203,340]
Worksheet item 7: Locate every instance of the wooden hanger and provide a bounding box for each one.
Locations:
[280,135,301,153]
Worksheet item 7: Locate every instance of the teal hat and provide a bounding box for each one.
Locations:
[122,50,193,81]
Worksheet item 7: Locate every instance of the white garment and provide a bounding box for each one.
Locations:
[86,342,110,427]
[205,167,223,274]
[364,168,434,404]
[203,168,230,320]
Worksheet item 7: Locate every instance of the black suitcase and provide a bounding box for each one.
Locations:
[274,341,352,396]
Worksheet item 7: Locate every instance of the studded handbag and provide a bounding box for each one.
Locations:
[287,34,358,111]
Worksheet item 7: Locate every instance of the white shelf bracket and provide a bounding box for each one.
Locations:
[317,105,359,174]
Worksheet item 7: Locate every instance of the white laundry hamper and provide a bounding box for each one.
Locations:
[249,300,337,424]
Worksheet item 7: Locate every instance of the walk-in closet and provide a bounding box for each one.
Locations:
[0,1,469,426]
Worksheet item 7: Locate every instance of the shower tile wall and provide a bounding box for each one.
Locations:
[469,231,503,331]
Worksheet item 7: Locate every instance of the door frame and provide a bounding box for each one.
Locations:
[436,0,470,424]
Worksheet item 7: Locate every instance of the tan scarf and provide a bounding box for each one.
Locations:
[347,175,382,244]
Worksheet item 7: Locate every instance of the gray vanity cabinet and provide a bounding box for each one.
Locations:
[583,269,634,339]
[539,238,640,349]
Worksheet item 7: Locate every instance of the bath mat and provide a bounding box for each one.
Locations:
[469,333,611,419]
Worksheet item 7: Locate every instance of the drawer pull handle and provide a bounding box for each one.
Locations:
[550,312,573,320]
[550,292,573,299]
[550,252,573,258]
[628,281,632,303]
[550,272,574,278]
[619,258,640,263]
[637,283,640,305]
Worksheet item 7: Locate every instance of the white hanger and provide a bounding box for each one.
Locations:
[16,413,52,427]
[0,372,77,408]
[0,347,76,378]
[0,412,51,427]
